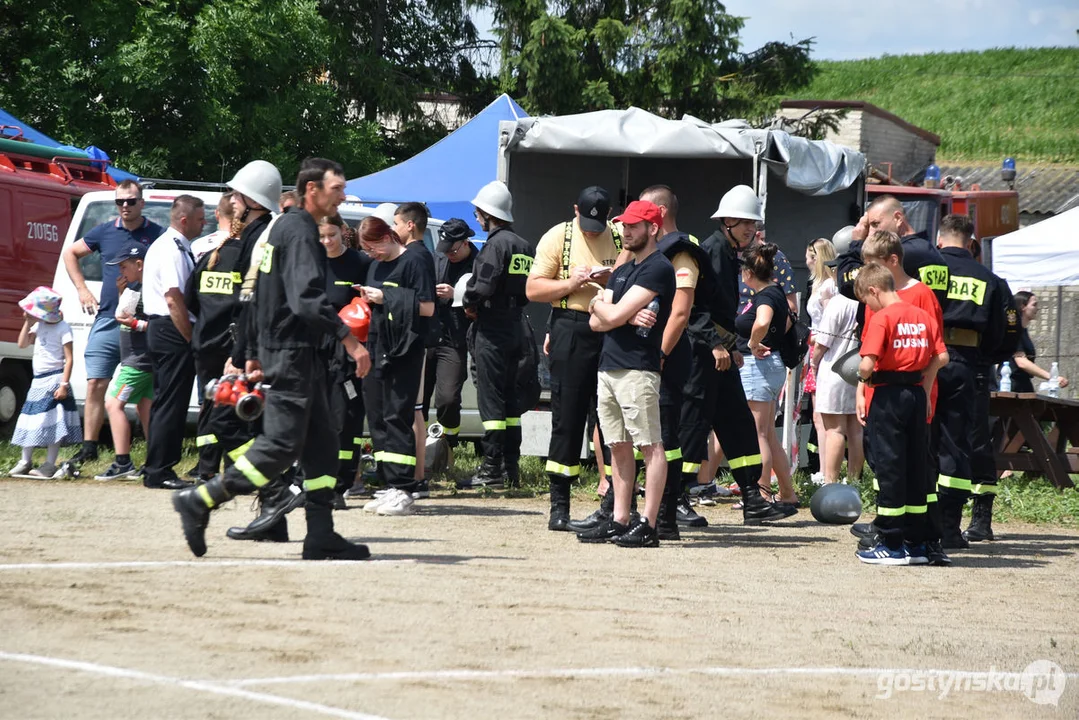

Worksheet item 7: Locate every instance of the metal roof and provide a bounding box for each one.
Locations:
[938,163,1079,216]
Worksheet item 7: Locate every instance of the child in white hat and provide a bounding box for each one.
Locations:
[7,287,83,478]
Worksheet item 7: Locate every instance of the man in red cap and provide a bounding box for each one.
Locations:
[577,200,675,548]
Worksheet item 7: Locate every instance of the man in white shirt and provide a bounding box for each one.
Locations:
[143,195,205,489]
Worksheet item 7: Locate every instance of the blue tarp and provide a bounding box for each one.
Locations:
[345,94,527,236]
[0,107,139,182]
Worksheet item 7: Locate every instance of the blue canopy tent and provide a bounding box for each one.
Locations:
[0,107,139,182]
[345,94,527,237]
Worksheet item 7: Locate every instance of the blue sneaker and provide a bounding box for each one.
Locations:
[856,542,909,565]
[904,542,930,566]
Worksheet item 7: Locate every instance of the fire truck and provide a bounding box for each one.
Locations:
[0,129,117,430]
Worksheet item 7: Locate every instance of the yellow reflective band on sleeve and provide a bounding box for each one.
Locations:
[483,420,507,430]
[234,455,271,488]
[876,505,906,517]
[728,454,762,470]
[339,450,354,460]
[196,484,217,509]
[604,465,613,476]
[196,434,218,447]
[688,234,700,245]
[303,475,336,492]
[545,460,580,477]
[379,452,417,467]
[509,254,533,275]
[946,275,987,305]
[971,484,998,496]
[259,244,274,274]
[633,449,644,461]
[665,448,682,461]
[918,264,948,291]
[905,504,928,514]
[588,441,595,451]
[382,281,399,287]
[806,442,819,453]
[199,272,234,294]
[937,474,972,491]
[228,439,255,462]
[506,417,521,427]
[872,477,880,491]
[353,437,365,445]
[926,493,938,503]
[334,280,354,286]
[441,426,460,436]
[682,462,701,474]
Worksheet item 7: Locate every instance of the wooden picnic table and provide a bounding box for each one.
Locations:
[990,391,1079,489]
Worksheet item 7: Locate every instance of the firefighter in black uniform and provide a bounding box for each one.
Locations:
[173,158,373,561]
[425,218,479,448]
[318,215,372,502]
[527,186,623,531]
[934,214,1007,549]
[688,185,792,524]
[461,182,534,487]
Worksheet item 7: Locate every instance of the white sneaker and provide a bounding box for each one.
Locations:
[27,462,58,479]
[376,490,415,516]
[810,471,826,486]
[7,459,32,476]
[362,488,396,513]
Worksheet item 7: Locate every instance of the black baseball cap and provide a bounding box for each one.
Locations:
[106,240,148,265]
[436,218,473,253]
[577,186,611,233]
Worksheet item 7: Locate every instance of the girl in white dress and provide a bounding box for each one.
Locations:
[804,238,836,479]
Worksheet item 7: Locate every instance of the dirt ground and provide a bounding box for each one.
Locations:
[0,479,1076,719]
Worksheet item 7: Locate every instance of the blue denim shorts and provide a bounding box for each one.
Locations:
[84,315,121,380]
[740,352,787,403]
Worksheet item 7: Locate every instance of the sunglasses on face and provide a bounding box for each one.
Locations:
[115,198,140,207]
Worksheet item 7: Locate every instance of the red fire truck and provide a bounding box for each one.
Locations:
[0,130,117,430]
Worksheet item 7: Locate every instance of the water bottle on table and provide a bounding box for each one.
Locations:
[1049,362,1061,398]
[999,363,1012,393]
[637,298,661,337]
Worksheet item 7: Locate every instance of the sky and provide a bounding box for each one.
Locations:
[719,0,1079,60]
[474,1,1078,62]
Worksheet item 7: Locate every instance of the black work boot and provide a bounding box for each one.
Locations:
[226,482,292,542]
[569,486,614,533]
[548,477,574,531]
[172,477,232,557]
[657,477,681,540]
[741,486,794,525]
[676,491,708,527]
[458,457,506,489]
[244,478,306,537]
[302,495,371,561]
[963,494,996,542]
[505,460,521,489]
[577,517,629,543]
[939,497,970,549]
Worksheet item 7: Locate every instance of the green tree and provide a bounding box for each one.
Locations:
[0,0,384,180]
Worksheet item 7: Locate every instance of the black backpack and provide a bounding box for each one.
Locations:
[779,308,811,369]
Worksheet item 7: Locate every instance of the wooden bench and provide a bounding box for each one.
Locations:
[990,391,1079,489]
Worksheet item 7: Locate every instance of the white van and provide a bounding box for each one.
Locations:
[51,193,485,440]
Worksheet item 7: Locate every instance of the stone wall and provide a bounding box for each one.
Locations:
[859,112,937,182]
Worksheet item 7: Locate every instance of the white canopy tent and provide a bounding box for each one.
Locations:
[991,207,1079,288]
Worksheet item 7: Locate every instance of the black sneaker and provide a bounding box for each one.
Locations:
[613,517,660,548]
[456,465,505,489]
[850,522,877,542]
[926,540,952,566]
[411,479,430,499]
[67,447,99,465]
[676,494,708,527]
[94,460,138,481]
[568,506,610,532]
[577,518,629,544]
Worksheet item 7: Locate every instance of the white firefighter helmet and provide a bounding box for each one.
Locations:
[227,160,283,213]
[372,203,398,225]
[471,180,514,222]
[711,184,763,222]
[452,273,473,308]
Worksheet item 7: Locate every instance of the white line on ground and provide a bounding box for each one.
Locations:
[226,665,1079,686]
[0,559,414,571]
[0,651,391,720]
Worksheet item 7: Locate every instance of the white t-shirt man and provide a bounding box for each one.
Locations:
[142,227,195,321]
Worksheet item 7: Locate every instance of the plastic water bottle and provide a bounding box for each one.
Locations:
[637,298,661,337]
[1049,362,1061,398]
[999,363,1012,392]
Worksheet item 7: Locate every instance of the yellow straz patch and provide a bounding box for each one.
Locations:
[509,254,534,275]
[919,264,949,291]
[199,271,234,294]
[947,276,987,305]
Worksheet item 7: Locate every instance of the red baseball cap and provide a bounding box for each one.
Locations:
[614,200,663,227]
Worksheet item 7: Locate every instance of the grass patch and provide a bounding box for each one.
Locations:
[791,47,1079,164]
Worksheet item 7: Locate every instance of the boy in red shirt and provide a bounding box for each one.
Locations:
[855,230,952,566]
[854,264,948,565]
